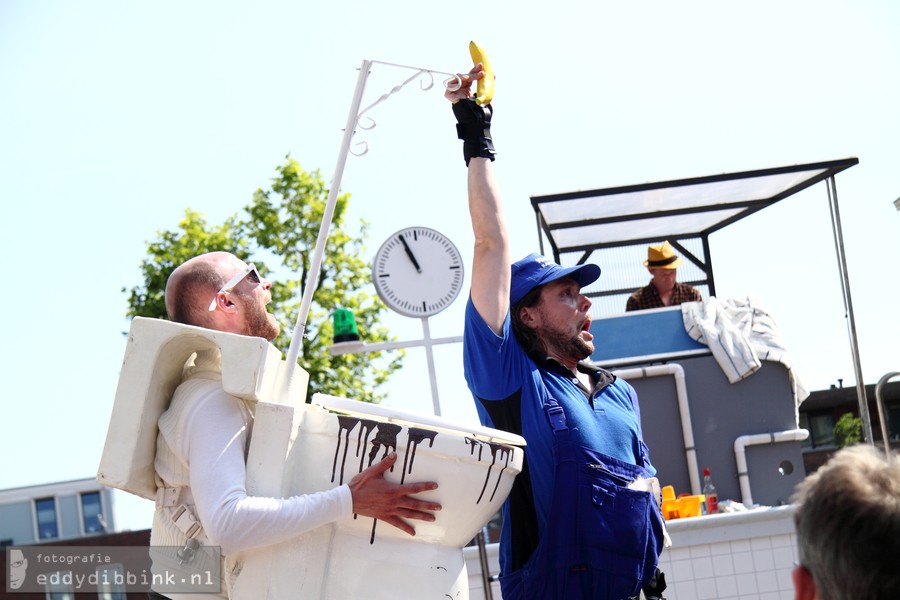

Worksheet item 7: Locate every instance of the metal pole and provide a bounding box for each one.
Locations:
[875,372,900,457]
[826,175,873,444]
[421,317,442,416]
[475,528,494,600]
[536,212,545,256]
[702,235,716,298]
[282,60,372,398]
[331,335,463,355]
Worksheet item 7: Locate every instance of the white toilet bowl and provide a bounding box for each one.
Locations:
[230,394,525,599]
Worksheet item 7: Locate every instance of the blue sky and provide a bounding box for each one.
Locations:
[1,0,897,530]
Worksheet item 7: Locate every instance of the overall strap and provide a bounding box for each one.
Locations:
[543,396,568,433]
[542,395,578,463]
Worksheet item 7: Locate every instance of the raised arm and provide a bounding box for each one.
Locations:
[447,66,510,334]
[467,157,510,334]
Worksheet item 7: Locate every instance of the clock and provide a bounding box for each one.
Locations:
[372,227,465,318]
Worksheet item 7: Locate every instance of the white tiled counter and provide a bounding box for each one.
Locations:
[658,506,798,600]
[463,506,798,599]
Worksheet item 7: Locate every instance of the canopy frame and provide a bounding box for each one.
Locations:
[531,157,859,302]
[530,157,873,443]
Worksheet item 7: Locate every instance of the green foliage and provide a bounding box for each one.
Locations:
[833,412,863,448]
[124,156,402,403]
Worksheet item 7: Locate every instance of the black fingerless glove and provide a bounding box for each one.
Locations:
[452,98,496,166]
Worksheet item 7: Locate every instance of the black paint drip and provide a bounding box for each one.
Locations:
[328,412,518,545]
[368,422,401,468]
[467,439,516,504]
[401,428,438,484]
[331,416,377,484]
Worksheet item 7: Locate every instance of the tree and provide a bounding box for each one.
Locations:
[833,412,863,448]
[123,157,403,404]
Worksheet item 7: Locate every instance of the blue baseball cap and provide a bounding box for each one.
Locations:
[510,253,601,305]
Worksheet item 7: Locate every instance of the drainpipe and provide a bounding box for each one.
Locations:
[613,364,701,495]
[733,429,809,506]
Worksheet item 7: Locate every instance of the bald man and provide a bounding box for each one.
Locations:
[150,252,441,599]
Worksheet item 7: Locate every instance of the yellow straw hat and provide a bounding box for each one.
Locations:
[644,241,683,269]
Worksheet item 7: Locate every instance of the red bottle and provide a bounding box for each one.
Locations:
[703,468,719,514]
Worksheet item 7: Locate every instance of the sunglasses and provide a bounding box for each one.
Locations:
[208,263,262,311]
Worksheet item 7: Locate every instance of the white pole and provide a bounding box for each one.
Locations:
[282,59,372,398]
[331,335,463,355]
[421,317,442,416]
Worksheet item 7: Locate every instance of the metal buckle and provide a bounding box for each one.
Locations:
[177,538,200,565]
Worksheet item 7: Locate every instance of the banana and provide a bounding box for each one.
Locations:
[468,40,495,106]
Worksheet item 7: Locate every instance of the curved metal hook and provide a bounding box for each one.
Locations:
[349,61,460,158]
[350,140,369,157]
[418,70,435,91]
[358,114,376,131]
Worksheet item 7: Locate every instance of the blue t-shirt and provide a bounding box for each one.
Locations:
[462,298,654,576]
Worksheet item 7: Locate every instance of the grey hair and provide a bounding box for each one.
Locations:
[792,444,900,600]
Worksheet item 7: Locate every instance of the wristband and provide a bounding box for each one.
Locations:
[452,98,496,166]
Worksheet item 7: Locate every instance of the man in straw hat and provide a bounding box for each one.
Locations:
[446,62,667,600]
[626,240,702,312]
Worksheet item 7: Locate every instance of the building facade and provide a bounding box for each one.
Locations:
[0,478,116,547]
[799,379,900,472]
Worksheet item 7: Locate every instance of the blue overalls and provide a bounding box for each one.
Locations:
[499,397,666,600]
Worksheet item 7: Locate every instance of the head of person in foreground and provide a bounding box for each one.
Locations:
[791,443,900,600]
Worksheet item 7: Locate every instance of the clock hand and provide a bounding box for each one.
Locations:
[398,234,422,273]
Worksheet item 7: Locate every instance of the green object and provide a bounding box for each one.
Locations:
[834,412,862,448]
[333,308,360,343]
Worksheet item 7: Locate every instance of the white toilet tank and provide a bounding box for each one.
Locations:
[229,394,524,600]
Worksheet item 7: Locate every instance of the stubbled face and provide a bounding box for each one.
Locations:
[527,277,594,363]
[239,284,280,341]
[225,261,280,341]
[650,267,678,293]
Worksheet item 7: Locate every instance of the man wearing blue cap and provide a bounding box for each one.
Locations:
[447,65,667,600]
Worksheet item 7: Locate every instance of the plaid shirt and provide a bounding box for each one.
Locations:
[626,282,702,311]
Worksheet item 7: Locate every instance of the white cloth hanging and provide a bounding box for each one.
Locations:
[681,297,809,417]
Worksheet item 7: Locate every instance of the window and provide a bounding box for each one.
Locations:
[45,570,73,600]
[799,412,836,449]
[35,497,59,540]
[80,491,104,534]
[888,402,900,442]
[96,564,126,600]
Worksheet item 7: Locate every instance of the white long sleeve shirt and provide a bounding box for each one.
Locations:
[150,350,353,598]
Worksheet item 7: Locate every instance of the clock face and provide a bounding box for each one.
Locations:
[373,227,465,318]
